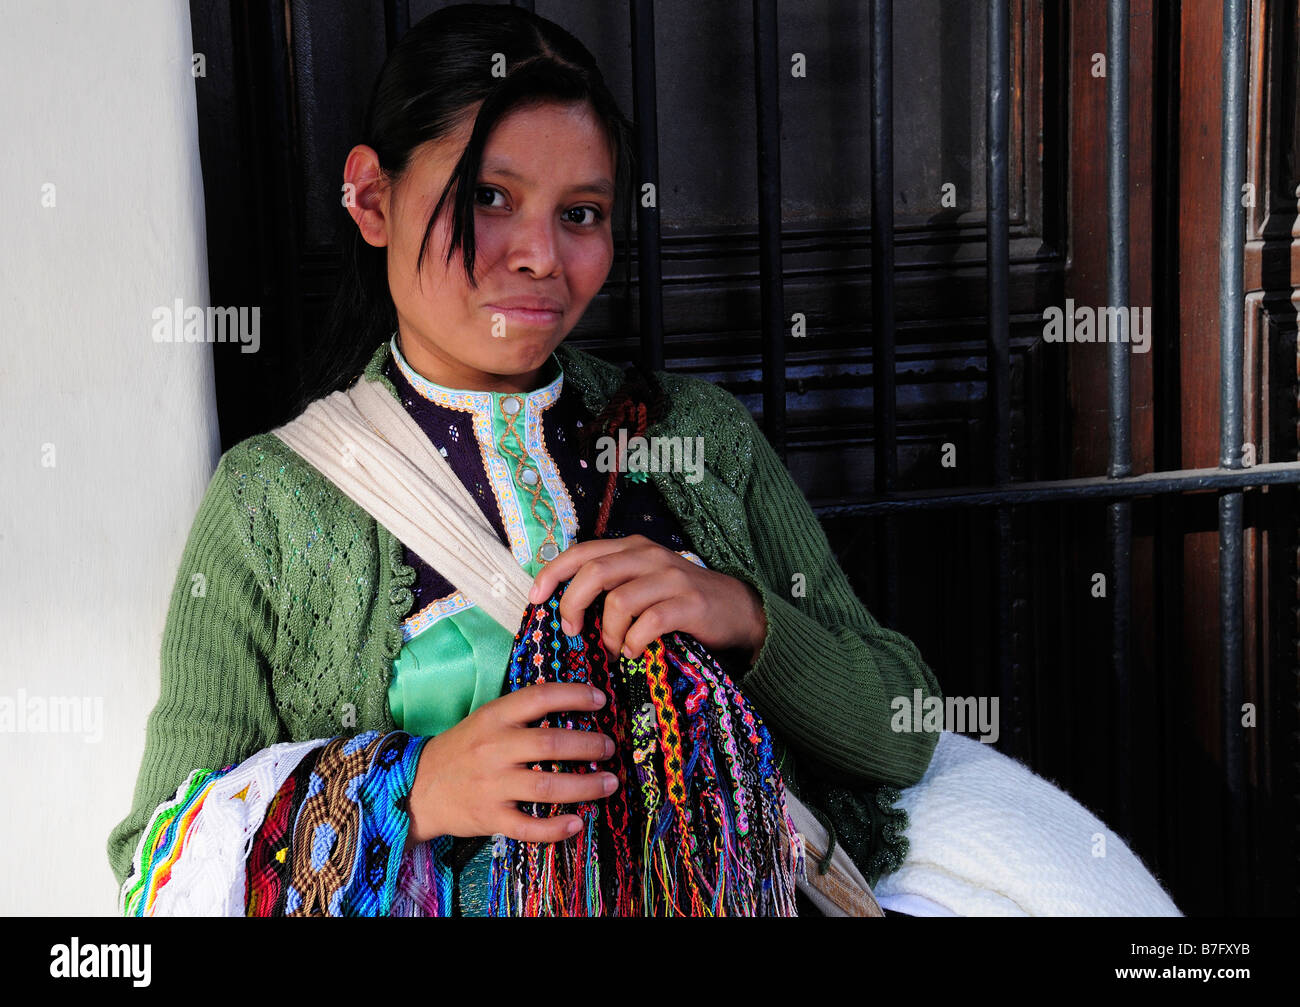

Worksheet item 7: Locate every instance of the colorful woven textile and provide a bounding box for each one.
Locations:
[282,731,383,916]
[246,745,324,917]
[119,764,236,916]
[120,730,429,917]
[343,731,429,916]
[389,835,455,916]
[275,729,433,917]
[120,590,803,919]
[487,581,805,916]
[150,738,328,916]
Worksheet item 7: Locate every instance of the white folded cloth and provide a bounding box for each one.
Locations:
[872,731,1182,916]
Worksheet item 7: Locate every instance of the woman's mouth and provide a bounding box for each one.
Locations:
[484,303,563,327]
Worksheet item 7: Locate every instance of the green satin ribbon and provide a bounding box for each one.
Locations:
[388,606,516,737]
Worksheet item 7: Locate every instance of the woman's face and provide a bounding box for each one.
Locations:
[346,100,617,392]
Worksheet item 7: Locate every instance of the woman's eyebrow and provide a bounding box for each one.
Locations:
[483,163,614,198]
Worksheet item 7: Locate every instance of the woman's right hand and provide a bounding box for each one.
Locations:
[404,682,617,850]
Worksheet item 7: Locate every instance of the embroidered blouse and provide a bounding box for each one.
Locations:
[383,335,707,739]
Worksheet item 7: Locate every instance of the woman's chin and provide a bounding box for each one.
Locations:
[467,341,562,390]
[491,334,564,370]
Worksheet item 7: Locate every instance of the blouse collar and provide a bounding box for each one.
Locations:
[388,333,564,415]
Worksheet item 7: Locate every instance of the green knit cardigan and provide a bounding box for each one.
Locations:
[107,339,943,891]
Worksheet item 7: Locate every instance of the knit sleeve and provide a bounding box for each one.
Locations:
[106,451,290,890]
[729,407,944,789]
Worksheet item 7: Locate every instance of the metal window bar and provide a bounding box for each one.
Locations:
[384,0,409,50]
[752,0,787,461]
[987,0,1015,753]
[1219,0,1248,913]
[871,0,901,629]
[1107,0,1134,837]
[631,0,665,372]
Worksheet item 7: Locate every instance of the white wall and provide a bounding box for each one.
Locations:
[0,0,218,914]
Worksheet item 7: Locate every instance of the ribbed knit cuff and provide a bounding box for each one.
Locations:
[735,578,925,787]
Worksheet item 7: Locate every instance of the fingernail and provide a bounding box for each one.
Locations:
[621,645,633,659]
[562,620,576,636]
[603,736,614,758]
[602,774,618,794]
[567,818,582,835]
[590,687,606,706]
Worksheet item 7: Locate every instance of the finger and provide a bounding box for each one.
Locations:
[527,537,640,606]
[526,540,615,605]
[598,575,684,659]
[489,681,607,726]
[507,725,615,765]
[502,767,619,807]
[496,807,588,845]
[557,544,667,637]
[616,596,690,660]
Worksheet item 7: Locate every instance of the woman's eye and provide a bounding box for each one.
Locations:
[475,188,602,225]
[475,186,506,208]
[564,206,604,226]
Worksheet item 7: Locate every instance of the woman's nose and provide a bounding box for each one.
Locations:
[503,212,561,278]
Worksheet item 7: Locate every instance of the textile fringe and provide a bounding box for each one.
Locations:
[488,583,804,916]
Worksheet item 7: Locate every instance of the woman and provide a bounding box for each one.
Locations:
[106,2,941,916]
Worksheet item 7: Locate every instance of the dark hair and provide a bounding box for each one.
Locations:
[295,2,638,410]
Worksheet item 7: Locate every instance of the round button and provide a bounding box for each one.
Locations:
[540,542,559,561]
[519,467,538,485]
[501,397,521,416]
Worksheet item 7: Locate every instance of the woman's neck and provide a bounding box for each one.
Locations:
[393,331,557,394]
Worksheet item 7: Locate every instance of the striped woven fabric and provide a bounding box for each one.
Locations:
[119,764,236,916]
[120,730,428,917]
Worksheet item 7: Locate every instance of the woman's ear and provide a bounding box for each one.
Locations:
[343,144,391,248]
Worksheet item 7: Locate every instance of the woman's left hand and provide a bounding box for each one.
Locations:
[527,535,768,667]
